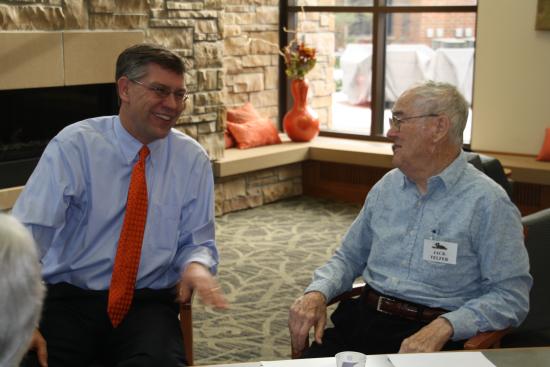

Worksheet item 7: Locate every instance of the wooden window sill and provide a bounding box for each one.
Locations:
[2,137,549,210]
[214,135,394,177]
[215,135,550,185]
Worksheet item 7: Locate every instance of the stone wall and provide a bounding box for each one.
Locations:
[221,2,335,129]
[294,11,336,129]
[222,0,280,123]
[0,0,225,159]
[215,163,302,216]
[215,2,334,215]
[0,0,311,215]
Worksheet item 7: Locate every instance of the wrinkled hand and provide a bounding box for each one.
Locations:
[288,291,327,358]
[28,329,48,367]
[399,317,454,353]
[178,262,228,309]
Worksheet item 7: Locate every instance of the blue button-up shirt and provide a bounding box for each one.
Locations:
[306,151,532,340]
[13,116,218,290]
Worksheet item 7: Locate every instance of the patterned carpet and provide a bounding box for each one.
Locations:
[193,196,361,365]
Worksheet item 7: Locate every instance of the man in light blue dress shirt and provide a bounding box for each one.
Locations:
[13,43,227,366]
[289,81,532,357]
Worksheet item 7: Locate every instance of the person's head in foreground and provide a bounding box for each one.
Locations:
[0,213,44,367]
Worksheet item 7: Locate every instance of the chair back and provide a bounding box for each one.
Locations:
[504,208,550,346]
[465,152,513,198]
[519,209,550,329]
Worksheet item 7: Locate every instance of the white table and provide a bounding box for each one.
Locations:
[198,347,550,367]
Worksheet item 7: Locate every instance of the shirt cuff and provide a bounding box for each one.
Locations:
[184,247,218,274]
[442,307,480,341]
[304,281,338,302]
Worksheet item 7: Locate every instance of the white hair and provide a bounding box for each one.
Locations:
[0,213,44,367]
[406,80,469,146]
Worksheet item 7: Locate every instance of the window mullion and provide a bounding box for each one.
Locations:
[371,0,387,136]
[279,1,289,129]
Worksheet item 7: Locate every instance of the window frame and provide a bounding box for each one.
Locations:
[279,1,478,143]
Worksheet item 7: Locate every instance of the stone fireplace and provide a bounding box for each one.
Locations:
[1,0,227,187]
[0,83,119,188]
[0,0,311,215]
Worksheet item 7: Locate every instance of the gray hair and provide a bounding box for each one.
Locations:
[406,80,469,146]
[115,43,185,81]
[0,214,44,367]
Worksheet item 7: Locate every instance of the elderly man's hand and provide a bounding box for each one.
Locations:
[399,317,454,353]
[288,291,327,358]
[178,262,228,309]
[28,329,48,367]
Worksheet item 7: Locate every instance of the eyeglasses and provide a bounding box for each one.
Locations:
[388,113,439,131]
[130,78,189,103]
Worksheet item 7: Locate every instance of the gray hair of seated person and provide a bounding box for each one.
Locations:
[115,43,185,82]
[0,213,44,367]
[405,80,469,146]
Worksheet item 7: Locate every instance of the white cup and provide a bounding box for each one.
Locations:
[335,351,367,367]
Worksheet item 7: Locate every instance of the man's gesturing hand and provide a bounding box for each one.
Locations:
[288,291,327,358]
[178,262,228,309]
[399,317,454,353]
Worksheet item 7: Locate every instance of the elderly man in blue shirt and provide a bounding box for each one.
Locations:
[13,43,227,367]
[289,81,531,357]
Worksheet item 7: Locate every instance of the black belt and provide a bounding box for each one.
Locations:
[363,286,447,323]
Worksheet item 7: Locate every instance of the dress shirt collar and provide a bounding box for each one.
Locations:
[430,150,467,191]
[114,116,163,165]
[401,150,467,193]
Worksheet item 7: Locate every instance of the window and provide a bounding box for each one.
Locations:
[281,0,477,143]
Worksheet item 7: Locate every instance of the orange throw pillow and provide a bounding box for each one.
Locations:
[537,128,550,161]
[226,102,262,124]
[227,118,282,149]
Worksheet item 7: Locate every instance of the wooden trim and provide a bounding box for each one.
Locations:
[476,150,537,158]
[371,0,387,136]
[303,161,389,204]
[215,136,550,185]
[214,136,394,177]
[288,6,477,13]
[319,130,391,142]
[285,2,477,140]
[0,186,24,211]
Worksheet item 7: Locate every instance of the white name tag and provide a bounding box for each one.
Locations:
[423,239,458,265]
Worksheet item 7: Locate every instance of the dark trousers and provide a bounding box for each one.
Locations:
[303,291,465,358]
[21,283,187,367]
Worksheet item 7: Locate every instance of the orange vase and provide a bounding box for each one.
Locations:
[283,78,320,142]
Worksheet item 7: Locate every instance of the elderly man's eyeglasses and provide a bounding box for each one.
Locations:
[388,114,439,131]
[130,78,189,103]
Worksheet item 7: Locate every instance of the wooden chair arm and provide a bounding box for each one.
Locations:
[293,283,509,357]
[463,328,511,350]
[179,291,194,366]
[332,284,509,351]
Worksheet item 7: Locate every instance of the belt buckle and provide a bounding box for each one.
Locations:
[376,296,392,314]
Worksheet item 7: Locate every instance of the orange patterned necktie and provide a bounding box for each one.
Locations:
[107,145,150,327]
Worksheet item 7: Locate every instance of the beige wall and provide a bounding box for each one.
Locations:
[472,0,550,155]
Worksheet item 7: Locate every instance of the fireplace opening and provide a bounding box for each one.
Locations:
[0,83,119,189]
